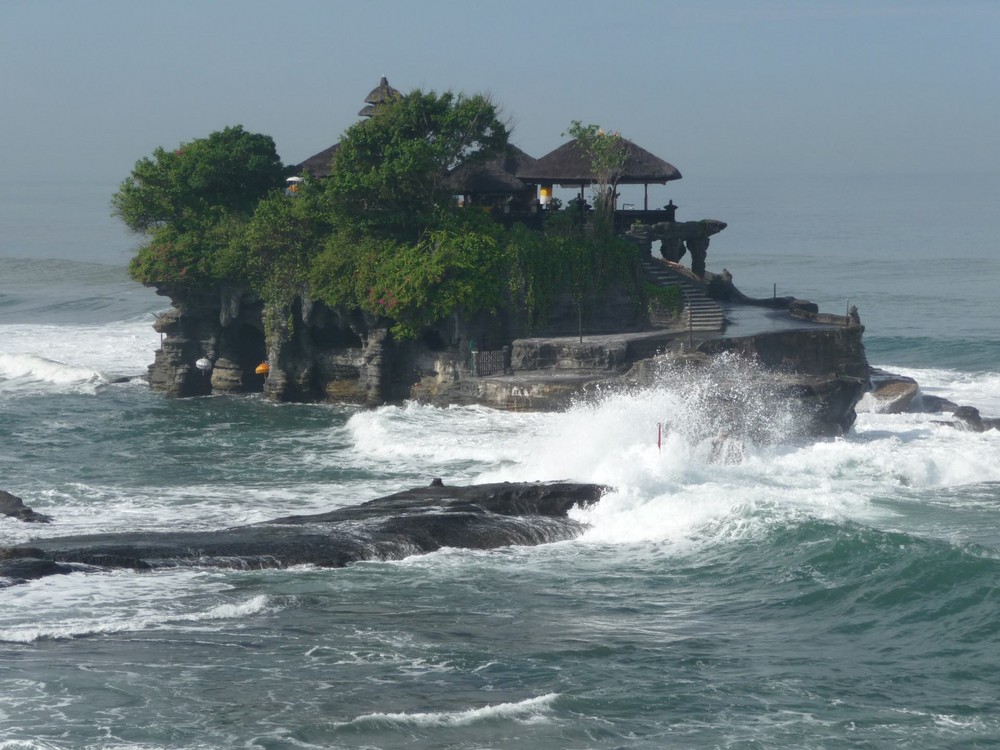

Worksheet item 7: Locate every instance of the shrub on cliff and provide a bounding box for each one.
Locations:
[236,178,335,308]
[310,211,508,339]
[114,125,288,285]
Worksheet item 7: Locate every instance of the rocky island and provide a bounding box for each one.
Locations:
[116,79,870,437]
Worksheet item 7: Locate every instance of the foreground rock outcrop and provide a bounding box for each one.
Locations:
[0,481,605,587]
[0,490,51,524]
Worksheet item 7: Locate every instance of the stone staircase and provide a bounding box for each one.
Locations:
[640,256,726,332]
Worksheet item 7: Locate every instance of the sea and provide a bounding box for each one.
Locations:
[1,173,999,749]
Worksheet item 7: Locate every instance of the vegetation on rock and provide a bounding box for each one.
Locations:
[114,92,656,339]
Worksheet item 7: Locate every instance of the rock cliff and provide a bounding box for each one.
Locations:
[140,263,870,436]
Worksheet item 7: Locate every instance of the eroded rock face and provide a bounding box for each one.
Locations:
[626,219,728,274]
[143,278,647,402]
[0,481,606,587]
[148,285,267,397]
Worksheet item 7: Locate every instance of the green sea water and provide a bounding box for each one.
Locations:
[1,175,999,748]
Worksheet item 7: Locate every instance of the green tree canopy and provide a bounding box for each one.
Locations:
[325,90,509,238]
[112,125,287,233]
[115,125,288,286]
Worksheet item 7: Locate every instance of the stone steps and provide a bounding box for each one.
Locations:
[640,257,725,332]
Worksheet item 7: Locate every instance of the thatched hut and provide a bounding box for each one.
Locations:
[517,138,682,210]
[445,145,539,210]
[296,142,340,178]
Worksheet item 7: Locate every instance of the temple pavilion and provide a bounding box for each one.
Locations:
[296,77,684,231]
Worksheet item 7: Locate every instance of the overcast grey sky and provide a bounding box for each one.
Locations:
[2,0,998,186]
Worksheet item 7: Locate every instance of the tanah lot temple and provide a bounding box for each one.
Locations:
[143,75,869,436]
[295,77,728,283]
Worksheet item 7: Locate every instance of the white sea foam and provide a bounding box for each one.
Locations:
[307,357,1000,555]
[447,361,1000,547]
[346,401,532,472]
[0,571,275,644]
[338,692,559,728]
[0,318,157,394]
[0,352,103,392]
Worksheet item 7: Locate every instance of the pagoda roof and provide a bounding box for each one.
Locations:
[359,75,401,116]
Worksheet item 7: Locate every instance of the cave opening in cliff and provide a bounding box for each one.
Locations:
[233,323,267,393]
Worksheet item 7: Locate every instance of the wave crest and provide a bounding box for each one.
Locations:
[337,692,559,729]
[0,353,103,392]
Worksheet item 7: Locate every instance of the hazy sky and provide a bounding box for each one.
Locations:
[2,0,998,186]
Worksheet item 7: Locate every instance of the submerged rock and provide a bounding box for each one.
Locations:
[0,481,606,586]
[950,405,1000,432]
[866,368,999,430]
[0,490,52,523]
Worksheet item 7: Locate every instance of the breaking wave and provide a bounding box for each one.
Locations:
[336,693,559,729]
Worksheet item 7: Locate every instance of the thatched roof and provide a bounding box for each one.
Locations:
[359,75,401,117]
[445,144,538,195]
[516,138,682,185]
[296,142,339,178]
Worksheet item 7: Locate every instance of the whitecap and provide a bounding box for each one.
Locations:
[337,692,559,728]
[0,352,103,393]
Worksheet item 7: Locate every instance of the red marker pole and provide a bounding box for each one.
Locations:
[657,422,662,453]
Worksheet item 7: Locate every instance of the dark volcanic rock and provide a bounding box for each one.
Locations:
[949,405,1000,432]
[869,368,1000,429]
[912,394,960,414]
[0,558,77,587]
[0,481,606,585]
[0,490,52,523]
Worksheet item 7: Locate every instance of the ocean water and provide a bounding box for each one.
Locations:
[2,175,1000,749]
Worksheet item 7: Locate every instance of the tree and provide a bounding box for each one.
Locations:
[238,179,334,306]
[564,121,628,239]
[113,125,288,284]
[325,90,509,238]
